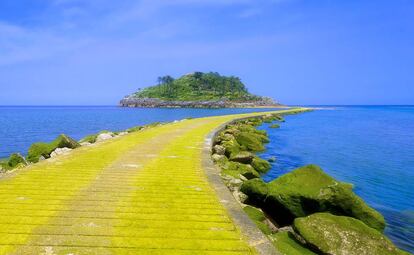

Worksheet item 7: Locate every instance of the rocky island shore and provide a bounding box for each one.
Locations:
[120,72,282,108]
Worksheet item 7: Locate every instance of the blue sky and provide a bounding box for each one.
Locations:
[0,0,413,105]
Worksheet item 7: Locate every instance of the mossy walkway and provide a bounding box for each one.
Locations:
[0,110,301,255]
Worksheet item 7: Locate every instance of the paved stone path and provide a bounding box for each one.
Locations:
[0,111,291,255]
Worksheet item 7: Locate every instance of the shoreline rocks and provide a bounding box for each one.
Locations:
[241,164,386,231]
[210,109,410,255]
[119,97,282,108]
[27,134,80,163]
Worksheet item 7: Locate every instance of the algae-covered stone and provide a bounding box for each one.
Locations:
[79,134,98,144]
[243,205,272,235]
[266,165,385,231]
[222,161,260,179]
[229,151,254,164]
[240,178,269,203]
[27,142,54,163]
[294,213,408,255]
[251,157,271,174]
[126,126,143,133]
[28,134,80,163]
[270,124,280,129]
[268,156,277,162]
[241,165,385,231]
[54,134,80,149]
[7,153,27,168]
[235,132,265,152]
[221,138,241,157]
[270,232,316,255]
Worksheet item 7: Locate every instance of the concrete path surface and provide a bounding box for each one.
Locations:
[0,110,297,255]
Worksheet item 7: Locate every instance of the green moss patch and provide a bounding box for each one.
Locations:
[241,165,385,231]
[235,132,265,152]
[251,157,271,174]
[28,134,80,163]
[270,232,316,255]
[294,213,408,255]
[243,206,272,235]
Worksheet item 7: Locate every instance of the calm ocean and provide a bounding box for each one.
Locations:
[259,106,414,253]
[0,106,412,252]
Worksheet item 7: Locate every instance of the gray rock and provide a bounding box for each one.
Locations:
[229,151,254,164]
[213,145,226,155]
[233,190,248,203]
[96,132,114,142]
[50,147,72,158]
[212,154,226,162]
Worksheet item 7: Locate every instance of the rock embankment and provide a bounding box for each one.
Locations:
[119,97,281,108]
[211,110,411,255]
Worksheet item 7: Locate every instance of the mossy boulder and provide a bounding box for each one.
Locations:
[229,151,255,164]
[241,165,385,231]
[7,153,27,168]
[273,114,285,122]
[270,124,280,129]
[222,161,260,179]
[54,134,80,149]
[243,117,263,126]
[79,134,98,144]
[268,156,277,162]
[270,232,316,255]
[221,138,241,157]
[294,213,409,255]
[126,126,143,133]
[243,206,272,235]
[28,134,80,163]
[234,132,265,152]
[240,178,269,204]
[251,156,272,174]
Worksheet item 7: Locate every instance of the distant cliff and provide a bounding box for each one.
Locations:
[120,72,281,108]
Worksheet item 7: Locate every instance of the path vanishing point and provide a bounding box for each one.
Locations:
[0,110,303,255]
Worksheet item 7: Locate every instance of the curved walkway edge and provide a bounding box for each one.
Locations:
[202,116,281,255]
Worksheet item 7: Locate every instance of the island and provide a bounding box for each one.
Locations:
[120,72,282,108]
